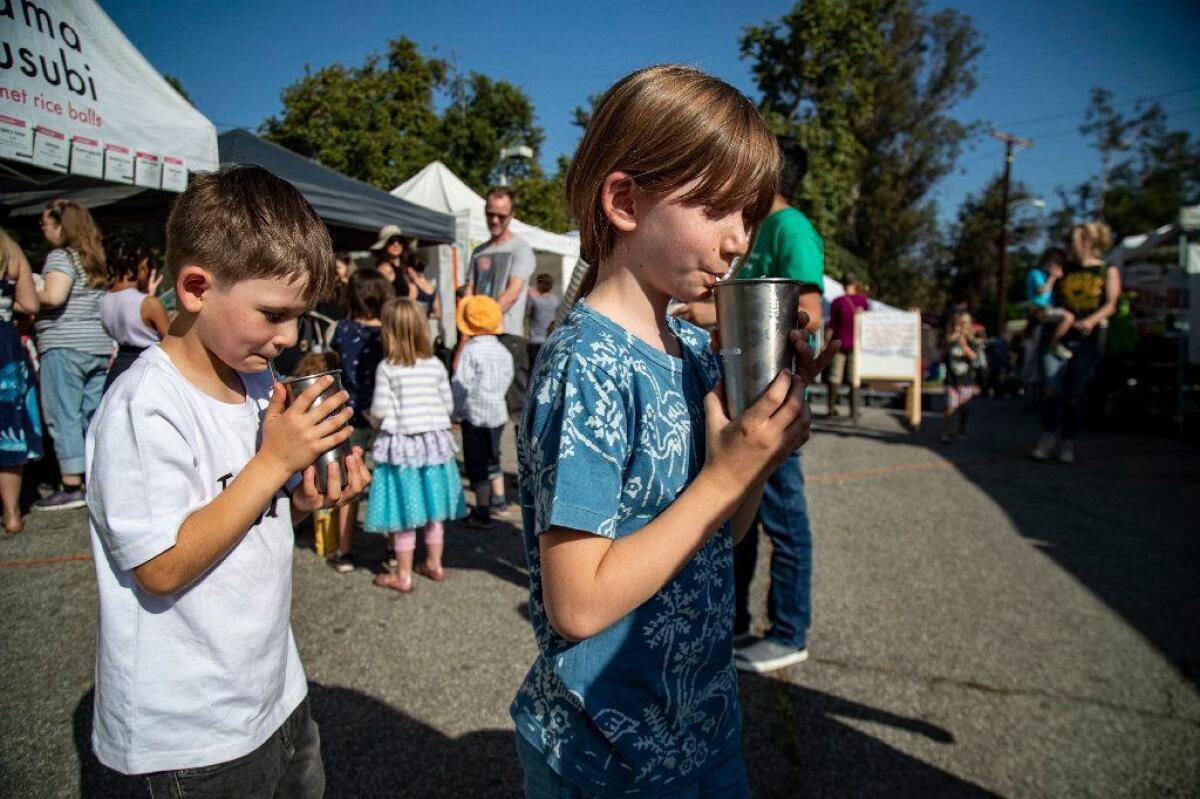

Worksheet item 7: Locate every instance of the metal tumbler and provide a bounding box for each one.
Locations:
[280,369,353,493]
[712,278,808,417]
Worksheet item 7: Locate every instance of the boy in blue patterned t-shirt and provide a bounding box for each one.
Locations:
[511,65,837,798]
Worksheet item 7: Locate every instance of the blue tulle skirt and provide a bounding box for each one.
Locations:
[365,459,467,533]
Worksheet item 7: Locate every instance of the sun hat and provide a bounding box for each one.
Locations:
[370,224,404,251]
[456,295,504,337]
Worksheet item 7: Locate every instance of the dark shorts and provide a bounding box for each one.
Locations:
[461,420,503,485]
[142,697,323,799]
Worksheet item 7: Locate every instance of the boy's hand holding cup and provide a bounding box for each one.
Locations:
[259,374,370,511]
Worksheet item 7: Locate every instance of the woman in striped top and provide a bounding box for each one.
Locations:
[366,298,466,592]
[33,200,113,511]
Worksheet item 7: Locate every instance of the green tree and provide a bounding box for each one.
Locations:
[1070,87,1200,239]
[261,37,446,190]
[946,176,1039,317]
[262,36,570,231]
[741,0,981,305]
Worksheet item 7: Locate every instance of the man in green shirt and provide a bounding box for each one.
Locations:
[677,139,825,672]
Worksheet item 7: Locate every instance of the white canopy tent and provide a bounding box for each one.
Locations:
[392,160,581,293]
[0,0,218,190]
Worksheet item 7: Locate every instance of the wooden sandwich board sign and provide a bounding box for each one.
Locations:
[851,310,922,429]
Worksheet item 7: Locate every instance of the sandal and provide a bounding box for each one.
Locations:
[414,563,446,582]
[373,573,413,593]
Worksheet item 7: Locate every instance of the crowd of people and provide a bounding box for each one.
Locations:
[933,221,1121,461]
[2,59,1128,799]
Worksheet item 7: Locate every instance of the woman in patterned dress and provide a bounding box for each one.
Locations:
[0,229,42,533]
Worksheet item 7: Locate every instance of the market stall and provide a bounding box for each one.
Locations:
[0,0,217,193]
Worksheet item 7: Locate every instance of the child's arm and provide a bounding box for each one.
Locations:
[140,295,170,339]
[450,347,473,420]
[133,377,355,596]
[540,335,833,642]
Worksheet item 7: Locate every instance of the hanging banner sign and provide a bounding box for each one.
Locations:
[32,125,67,171]
[0,113,32,159]
[0,0,218,182]
[133,150,160,188]
[69,134,102,177]
[104,142,132,183]
[161,155,186,192]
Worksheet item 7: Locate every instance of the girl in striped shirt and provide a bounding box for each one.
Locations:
[367,298,467,592]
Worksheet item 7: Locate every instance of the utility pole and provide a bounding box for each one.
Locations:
[992,131,1033,334]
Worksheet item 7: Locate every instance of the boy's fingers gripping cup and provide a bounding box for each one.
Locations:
[280,369,354,493]
[712,278,807,417]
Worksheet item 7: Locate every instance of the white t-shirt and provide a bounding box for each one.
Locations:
[85,346,307,775]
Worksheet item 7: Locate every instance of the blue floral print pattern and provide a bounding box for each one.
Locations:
[511,301,737,795]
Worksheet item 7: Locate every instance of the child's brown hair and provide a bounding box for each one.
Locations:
[566,64,780,295]
[165,165,335,302]
[347,268,395,320]
[381,298,432,367]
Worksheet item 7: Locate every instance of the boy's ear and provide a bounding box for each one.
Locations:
[601,171,638,234]
[175,264,215,314]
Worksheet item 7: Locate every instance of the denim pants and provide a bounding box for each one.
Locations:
[515,734,750,798]
[143,697,324,798]
[1041,335,1099,441]
[39,347,108,475]
[734,451,812,648]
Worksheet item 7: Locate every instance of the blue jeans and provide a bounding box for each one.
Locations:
[515,734,749,798]
[734,451,812,649]
[143,697,324,798]
[1041,335,1099,441]
[39,347,108,475]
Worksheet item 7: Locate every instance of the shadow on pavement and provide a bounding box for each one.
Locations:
[72,683,522,798]
[828,401,1200,688]
[739,672,998,797]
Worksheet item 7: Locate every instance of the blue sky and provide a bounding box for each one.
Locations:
[102,0,1200,228]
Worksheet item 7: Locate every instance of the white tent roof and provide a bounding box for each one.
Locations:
[0,0,217,184]
[392,161,579,258]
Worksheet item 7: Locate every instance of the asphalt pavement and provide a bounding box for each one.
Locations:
[1,399,1197,797]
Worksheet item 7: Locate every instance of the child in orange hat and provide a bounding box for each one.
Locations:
[451,295,514,527]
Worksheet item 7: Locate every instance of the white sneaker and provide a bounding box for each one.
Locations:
[1032,433,1056,461]
[734,639,809,673]
[1057,441,1075,464]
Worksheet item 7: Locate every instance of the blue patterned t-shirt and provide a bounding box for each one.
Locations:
[511,301,738,795]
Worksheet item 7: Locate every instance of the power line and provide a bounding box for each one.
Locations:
[995,84,1200,129]
[954,105,1200,169]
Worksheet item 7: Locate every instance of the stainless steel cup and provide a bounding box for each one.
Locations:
[280,369,353,493]
[712,278,810,417]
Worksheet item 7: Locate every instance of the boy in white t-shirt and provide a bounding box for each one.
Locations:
[85,165,371,796]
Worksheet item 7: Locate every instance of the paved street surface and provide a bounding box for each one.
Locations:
[2,399,1197,797]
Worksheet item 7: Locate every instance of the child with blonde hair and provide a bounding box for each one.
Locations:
[510,64,836,797]
[367,298,465,592]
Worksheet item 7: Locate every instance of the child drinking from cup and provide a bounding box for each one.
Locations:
[509,65,836,797]
[367,298,466,592]
[86,166,371,794]
[942,309,979,442]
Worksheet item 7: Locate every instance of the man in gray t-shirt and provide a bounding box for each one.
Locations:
[468,186,536,420]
